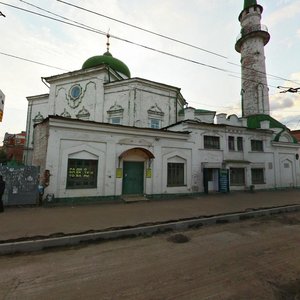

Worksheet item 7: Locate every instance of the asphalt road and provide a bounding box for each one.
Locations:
[1,211,300,300]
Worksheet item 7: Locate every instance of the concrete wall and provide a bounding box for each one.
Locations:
[169,121,300,192]
[24,94,49,165]
[34,118,191,199]
[104,79,181,128]
[32,120,49,175]
[31,116,300,202]
[0,166,39,206]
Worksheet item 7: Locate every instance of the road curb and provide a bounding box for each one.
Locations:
[1,204,300,255]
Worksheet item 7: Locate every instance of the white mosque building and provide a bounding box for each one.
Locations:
[24,0,300,203]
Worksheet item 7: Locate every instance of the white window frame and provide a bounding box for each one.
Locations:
[149,118,161,129]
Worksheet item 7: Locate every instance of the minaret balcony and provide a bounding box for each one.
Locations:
[235,24,270,52]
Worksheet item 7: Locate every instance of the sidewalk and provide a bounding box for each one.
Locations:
[1,189,300,242]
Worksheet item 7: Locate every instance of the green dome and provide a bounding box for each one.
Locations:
[82,51,131,78]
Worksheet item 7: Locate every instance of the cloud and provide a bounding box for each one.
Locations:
[266,1,300,27]
[290,71,300,83]
[275,114,300,130]
[270,95,295,110]
[270,71,300,129]
[271,71,300,111]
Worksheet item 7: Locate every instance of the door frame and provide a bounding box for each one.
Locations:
[122,161,145,195]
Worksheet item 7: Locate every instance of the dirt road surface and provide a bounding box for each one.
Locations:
[1,212,300,300]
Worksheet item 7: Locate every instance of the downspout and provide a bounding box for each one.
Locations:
[24,101,33,165]
[41,77,49,88]
[175,92,178,123]
[107,65,111,83]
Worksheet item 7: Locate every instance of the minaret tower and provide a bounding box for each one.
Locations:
[235,0,270,117]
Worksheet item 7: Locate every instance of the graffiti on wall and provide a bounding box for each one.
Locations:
[0,166,39,205]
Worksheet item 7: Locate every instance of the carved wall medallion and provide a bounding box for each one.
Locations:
[33,111,44,124]
[67,84,83,109]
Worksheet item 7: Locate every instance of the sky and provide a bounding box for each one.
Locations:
[0,0,300,143]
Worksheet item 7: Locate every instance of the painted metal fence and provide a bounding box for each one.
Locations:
[0,166,39,206]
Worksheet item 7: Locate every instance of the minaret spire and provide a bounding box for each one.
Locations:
[236,0,270,117]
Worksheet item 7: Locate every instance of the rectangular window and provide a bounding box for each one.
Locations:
[251,168,265,184]
[167,163,184,186]
[228,136,235,151]
[237,137,243,151]
[67,159,98,189]
[111,117,121,125]
[230,168,245,186]
[149,118,160,129]
[204,136,220,149]
[251,140,263,152]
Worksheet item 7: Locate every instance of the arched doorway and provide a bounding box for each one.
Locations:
[119,148,154,195]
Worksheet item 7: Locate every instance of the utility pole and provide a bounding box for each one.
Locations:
[0,11,6,17]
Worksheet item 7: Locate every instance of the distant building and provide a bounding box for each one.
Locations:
[291,130,300,142]
[3,131,26,163]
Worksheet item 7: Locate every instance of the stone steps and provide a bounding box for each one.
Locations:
[122,195,149,203]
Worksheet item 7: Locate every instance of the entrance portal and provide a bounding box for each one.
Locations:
[122,161,144,195]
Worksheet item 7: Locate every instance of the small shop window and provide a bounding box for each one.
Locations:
[230,168,245,186]
[251,168,265,184]
[167,163,184,186]
[67,159,98,189]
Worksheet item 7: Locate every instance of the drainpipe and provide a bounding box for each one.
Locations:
[107,66,111,83]
[24,101,33,165]
[175,92,178,123]
[41,77,49,88]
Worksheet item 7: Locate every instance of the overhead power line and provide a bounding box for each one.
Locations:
[54,1,300,87]
[18,0,100,33]
[56,0,227,59]
[1,1,298,89]
[227,62,300,86]
[0,51,70,71]
[0,2,106,34]
[0,1,229,73]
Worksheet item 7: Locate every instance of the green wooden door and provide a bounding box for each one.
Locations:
[122,161,144,195]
